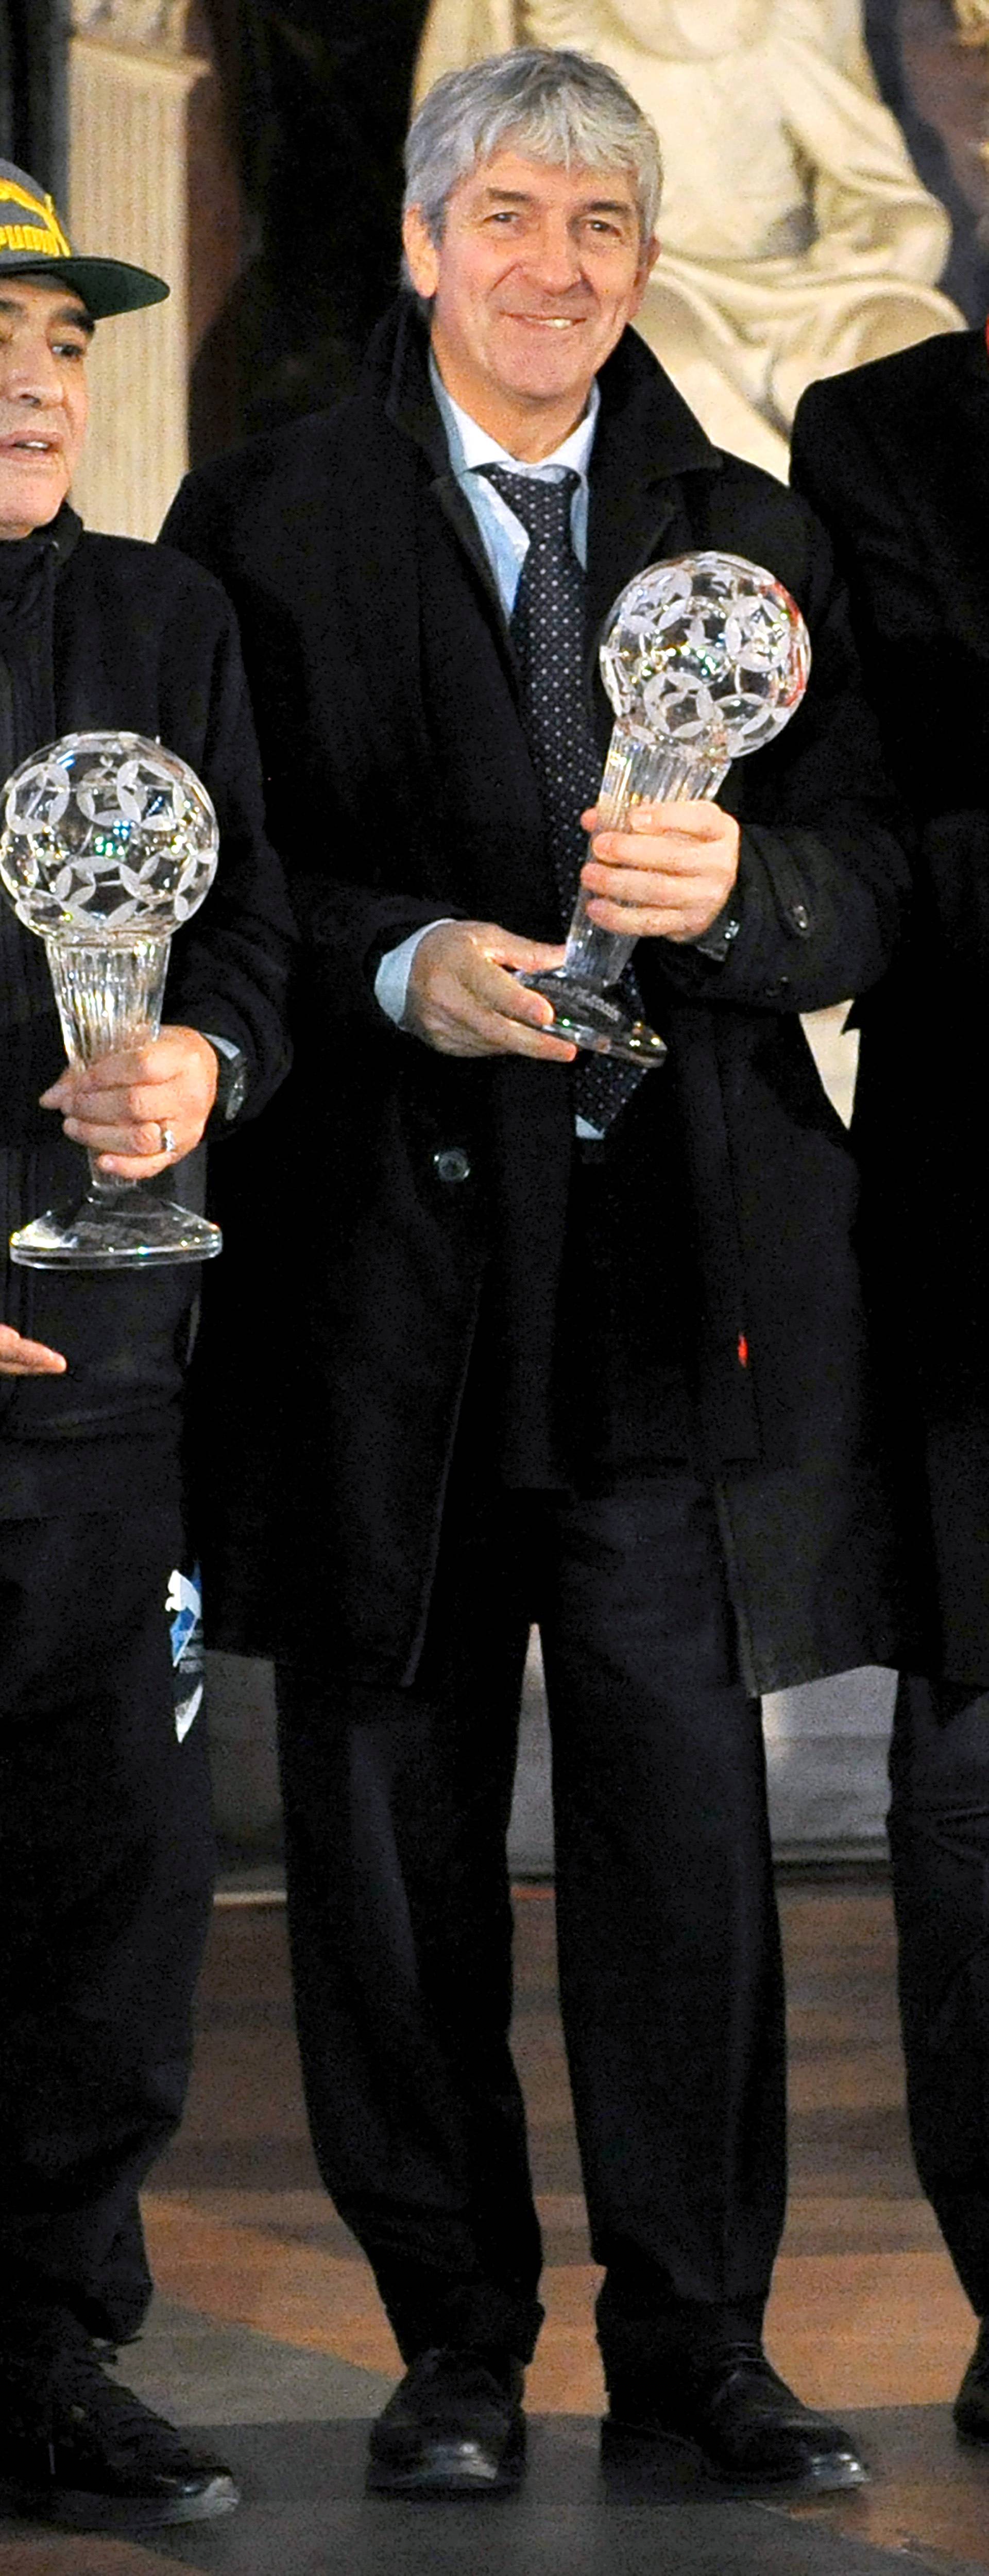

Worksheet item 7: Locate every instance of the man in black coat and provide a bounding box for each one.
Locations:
[0,165,294,2529]
[165,47,910,2499]
[791,330,989,2449]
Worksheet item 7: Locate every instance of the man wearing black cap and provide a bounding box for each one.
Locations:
[0,164,293,2529]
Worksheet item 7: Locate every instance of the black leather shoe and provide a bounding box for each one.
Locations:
[0,2314,238,2528]
[367,2346,526,2496]
[954,2319,989,2443]
[604,2342,867,2488]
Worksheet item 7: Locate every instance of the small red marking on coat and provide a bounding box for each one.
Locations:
[738,1334,749,1368]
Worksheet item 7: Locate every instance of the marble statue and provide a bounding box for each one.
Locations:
[414,0,963,475]
[71,1,191,48]
[954,1,989,38]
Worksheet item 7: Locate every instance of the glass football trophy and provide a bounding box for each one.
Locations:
[521,549,812,1063]
[0,730,223,1268]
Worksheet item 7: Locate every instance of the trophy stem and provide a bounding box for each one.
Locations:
[86,1149,139,1201]
[47,933,171,1068]
[519,724,731,1061]
[10,931,221,1269]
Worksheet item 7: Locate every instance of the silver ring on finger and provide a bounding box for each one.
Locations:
[160,1123,176,1156]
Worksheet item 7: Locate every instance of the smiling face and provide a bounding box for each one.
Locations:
[0,277,91,539]
[402,148,657,459]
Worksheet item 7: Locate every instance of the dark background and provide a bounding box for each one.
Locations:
[864,0,989,318]
[0,0,66,200]
[190,0,430,456]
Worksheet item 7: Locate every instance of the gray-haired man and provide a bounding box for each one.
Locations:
[166,46,908,2499]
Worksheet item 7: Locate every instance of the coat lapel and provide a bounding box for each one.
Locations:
[430,468,519,668]
[584,326,724,707]
[376,304,524,699]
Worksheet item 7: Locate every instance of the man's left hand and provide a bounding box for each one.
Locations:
[40,1027,220,1178]
[580,801,740,944]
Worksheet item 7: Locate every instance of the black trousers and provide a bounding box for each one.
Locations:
[0,1498,214,2345]
[890,1672,989,2318]
[276,1472,787,2381]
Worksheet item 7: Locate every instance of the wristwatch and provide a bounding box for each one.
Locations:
[204,1033,249,1125]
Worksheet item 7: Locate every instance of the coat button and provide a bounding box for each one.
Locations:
[433,1146,471,1185]
[789,901,811,934]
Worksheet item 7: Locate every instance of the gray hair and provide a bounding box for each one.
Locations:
[402,47,662,288]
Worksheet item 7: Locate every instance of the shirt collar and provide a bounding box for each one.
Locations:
[430,351,600,481]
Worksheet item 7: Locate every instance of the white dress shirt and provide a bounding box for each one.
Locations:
[373,361,601,1029]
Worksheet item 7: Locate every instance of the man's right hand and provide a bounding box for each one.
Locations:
[404,922,577,1060]
[0,1325,66,1377]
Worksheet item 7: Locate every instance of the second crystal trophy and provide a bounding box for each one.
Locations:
[521,549,812,1063]
[0,730,223,1269]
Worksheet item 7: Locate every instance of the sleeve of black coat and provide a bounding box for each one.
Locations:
[791,369,989,988]
[162,471,453,1044]
[156,553,297,1117]
[642,484,913,1020]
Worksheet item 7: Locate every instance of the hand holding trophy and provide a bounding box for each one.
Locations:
[520,549,812,1063]
[0,730,223,1268]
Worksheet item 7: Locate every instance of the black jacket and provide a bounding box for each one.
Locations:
[0,510,294,1511]
[165,299,913,1692]
[792,330,989,1681]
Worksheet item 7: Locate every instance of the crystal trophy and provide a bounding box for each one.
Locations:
[0,730,223,1268]
[522,550,812,1063]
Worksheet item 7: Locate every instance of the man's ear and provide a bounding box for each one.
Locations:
[402,205,440,300]
[629,233,660,318]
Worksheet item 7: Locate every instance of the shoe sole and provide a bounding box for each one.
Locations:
[366,2467,522,2498]
[367,2428,526,2499]
[0,2471,240,2529]
[602,2419,868,2492]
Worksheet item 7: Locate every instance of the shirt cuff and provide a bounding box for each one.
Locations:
[375,928,607,1139]
[374,922,455,1025]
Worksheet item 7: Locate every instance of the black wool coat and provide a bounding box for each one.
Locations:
[0,512,294,1512]
[792,331,989,1683]
[166,299,913,1695]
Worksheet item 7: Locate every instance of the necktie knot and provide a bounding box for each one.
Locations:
[479,464,578,551]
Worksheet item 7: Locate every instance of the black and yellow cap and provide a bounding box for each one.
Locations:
[0,162,168,319]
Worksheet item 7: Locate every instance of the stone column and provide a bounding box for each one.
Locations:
[67,3,207,539]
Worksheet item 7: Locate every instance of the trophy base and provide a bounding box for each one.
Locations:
[10,1190,223,1270]
[520,971,667,1066]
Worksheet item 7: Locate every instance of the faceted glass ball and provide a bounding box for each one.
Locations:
[0,731,219,941]
[599,551,811,765]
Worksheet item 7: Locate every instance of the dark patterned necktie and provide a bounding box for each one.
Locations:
[480,464,645,1128]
